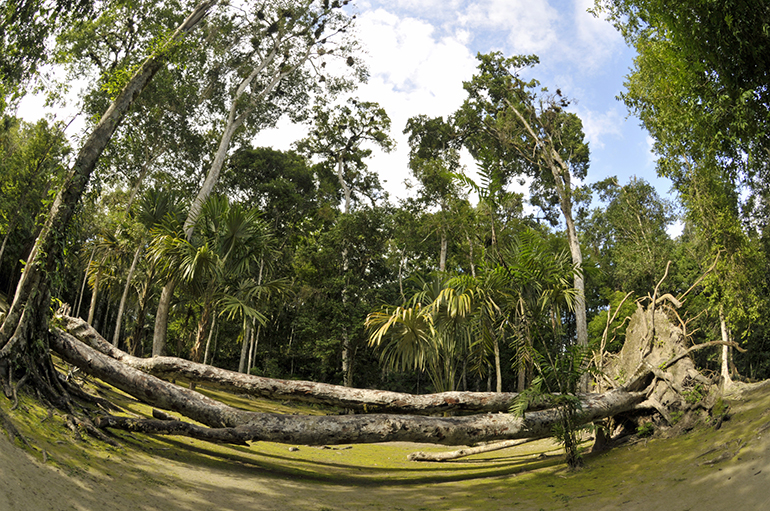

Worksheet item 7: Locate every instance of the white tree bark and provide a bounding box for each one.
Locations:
[719,305,734,388]
[505,102,588,388]
[0,0,218,360]
[51,324,647,446]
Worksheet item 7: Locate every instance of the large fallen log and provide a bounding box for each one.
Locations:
[58,315,519,414]
[50,326,647,445]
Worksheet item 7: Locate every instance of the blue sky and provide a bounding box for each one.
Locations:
[19,0,678,220]
[256,0,676,215]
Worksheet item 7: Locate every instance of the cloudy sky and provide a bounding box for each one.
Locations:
[19,0,673,211]
[257,0,671,209]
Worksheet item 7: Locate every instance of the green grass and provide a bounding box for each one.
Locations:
[2,363,770,511]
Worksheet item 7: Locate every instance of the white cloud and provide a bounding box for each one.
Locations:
[570,0,624,69]
[351,9,479,200]
[457,0,560,54]
[645,135,658,166]
[253,8,479,202]
[575,107,624,149]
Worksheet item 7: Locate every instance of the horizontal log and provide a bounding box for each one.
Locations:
[58,315,519,414]
[95,388,645,446]
[95,416,250,445]
[407,438,540,462]
[51,326,647,446]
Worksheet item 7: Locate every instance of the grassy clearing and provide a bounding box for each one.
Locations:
[2,364,770,510]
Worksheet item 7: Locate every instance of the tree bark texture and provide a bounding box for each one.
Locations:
[152,279,176,356]
[94,383,643,446]
[59,315,522,414]
[504,101,588,380]
[113,244,143,346]
[49,325,645,445]
[57,314,647,421]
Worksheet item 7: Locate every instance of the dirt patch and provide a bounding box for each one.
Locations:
[2,379,770,510]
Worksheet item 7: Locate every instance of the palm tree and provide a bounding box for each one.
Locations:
[499,229,579,391]
[111,188,185,351]
[149,195,284,363]
[367,275,471,392]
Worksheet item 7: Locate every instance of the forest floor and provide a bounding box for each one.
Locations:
[1,361,770,510]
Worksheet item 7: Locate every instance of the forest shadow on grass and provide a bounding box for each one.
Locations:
[3,364,770,510]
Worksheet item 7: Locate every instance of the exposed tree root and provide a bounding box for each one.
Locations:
[0,406,31,448]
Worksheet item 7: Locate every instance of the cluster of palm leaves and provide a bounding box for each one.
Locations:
[82,190,286,363]
[366,228,580,393]
[149,195,287,362]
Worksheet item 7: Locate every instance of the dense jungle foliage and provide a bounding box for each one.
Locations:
[1,0,769,396]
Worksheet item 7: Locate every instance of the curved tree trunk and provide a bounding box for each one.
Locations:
[0,0,218,372]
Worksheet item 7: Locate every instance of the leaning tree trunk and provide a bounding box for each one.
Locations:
[113,243,143,346]
[505,102,588,375]
[152,38,301,353]
[0,0,218,381]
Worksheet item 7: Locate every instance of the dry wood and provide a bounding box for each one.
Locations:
[407,437,540,462]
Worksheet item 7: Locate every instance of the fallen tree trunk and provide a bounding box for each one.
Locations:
[50,326,647,445]
[50,328,253,428]
[407,438,541,462]
[59,315,520,414]
[93,389,646,446]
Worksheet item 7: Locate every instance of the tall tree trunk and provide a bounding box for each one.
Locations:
[517,356,526,392]
[87,263,103,326]
[152,279,177,356]
[248,322,260,374]
[505,103,587,360]
[238,319,252,374]
[190,297,213,363]
[0,0,218,369]
[719,305,734,388]
[75,246,95,318]
[336,156,354,387]
[203,311,217,366]
[153,34,298,350]
[493,332,502,393]
[129,268,154,356]
[113,243,142,346]
[439,227,448,272]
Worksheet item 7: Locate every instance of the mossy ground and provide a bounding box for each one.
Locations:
[2,359,770,510]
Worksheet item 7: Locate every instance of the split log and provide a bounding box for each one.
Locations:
[50,326,647,445]
[58,315,519,414]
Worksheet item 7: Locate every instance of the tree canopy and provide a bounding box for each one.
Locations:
[0,0,769,474]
